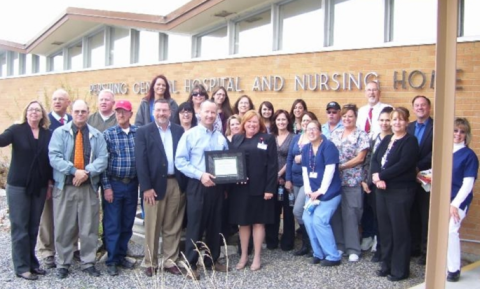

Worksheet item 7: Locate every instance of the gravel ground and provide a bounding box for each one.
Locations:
[0,195,426,289]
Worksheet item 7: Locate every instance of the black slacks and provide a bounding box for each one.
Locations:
[265,190,295,250]
[376,186,416,279]
[184,179,224,269]
[410,184,430,255]
[6,185,47,274]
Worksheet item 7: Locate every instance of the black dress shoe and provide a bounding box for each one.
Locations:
[312,257,322,264]
[417,254,426,265]
[165,266,182,275]
[31,268,47,275]
[83,266,101,277]
[371,251,381,263]
[387,274,408,282]
[376,269,390,277]
[321,259,341,267]
[107,264,118,276]
[16,272,38,281]
[294,245,309,256]
[119,258,135,269]
[447,270,461,282]
[73,250,81,262]
[56,268,69,279]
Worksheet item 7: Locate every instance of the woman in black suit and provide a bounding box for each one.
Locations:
[371,107,419,282]
[229,110,278,271]
[0,101,53,280]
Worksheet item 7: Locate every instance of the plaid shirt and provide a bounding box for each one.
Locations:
[101,125,138,190]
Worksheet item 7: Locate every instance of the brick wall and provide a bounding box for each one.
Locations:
[1,41,480,255]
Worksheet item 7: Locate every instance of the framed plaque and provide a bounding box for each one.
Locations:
[205,149,247,184]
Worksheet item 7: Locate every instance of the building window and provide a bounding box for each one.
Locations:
[464,0,480,37]
[88,31,105,68]
[67,43,83,70]
[197,26,228,58]
[392,0,437,43]
[139,30,160,63]
[167,33,191,61]
[110,27,130,66]
[48,52,64,72]
[332,0,384,47]
[0,53,6,77]
[279,0,324,51]
[235,10,272,55]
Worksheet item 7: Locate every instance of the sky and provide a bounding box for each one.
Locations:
[0,0,191,43]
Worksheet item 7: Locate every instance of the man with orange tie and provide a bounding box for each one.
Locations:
[356,81,391,257]
[49,100,108,279]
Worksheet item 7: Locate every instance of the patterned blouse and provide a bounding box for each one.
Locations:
[331,128,370,187]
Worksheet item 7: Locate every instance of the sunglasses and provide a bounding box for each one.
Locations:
[327,110,338,115]
[192,92,206,97]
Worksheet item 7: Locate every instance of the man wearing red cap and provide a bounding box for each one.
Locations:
[101,100,139,276]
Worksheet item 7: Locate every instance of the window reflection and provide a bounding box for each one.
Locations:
[333,0,384,47]
[139,30,160,63]
[68,43,83,70]
[393,0,437,43]
[199,26,228,58]
[464,0,480,37]
[235,10,272,55]
[88,31,105,68]
[111,27,130,66]
[280,0,323,51]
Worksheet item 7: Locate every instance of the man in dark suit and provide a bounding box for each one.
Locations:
[38,88,72,269]
[135,99,186,277]
[407,95,433,265]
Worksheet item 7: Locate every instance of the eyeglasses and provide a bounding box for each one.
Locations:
[343,104,356,109]
[454,129,466,134]
[306,127,320,132]
[73,110,88,115]
[192,92,206,97]
[27,108,42,113]
[181,110,192,115]
[366,88,379,92]
[327,110,338,115]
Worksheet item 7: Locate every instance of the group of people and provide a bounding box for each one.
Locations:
[0,75,477,283]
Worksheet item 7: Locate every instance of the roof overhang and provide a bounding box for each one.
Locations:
[0,0,276,56]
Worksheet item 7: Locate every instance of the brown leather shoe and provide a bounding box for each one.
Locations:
[164,266,182,275]
[144,267,156,277]
[186,268,200,280]
[214,262,228,272]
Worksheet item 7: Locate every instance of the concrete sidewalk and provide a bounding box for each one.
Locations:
[411,260,480,289]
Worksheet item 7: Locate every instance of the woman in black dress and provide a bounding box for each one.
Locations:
[229,110,278,271]
[0,101,53,280]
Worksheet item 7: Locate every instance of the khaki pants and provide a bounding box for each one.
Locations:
[143,179,185,269]
[38,198,55,258]
[53,185,99,269]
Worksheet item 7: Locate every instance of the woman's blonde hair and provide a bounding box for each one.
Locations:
[22,100,50,129]
[240,110,266,134]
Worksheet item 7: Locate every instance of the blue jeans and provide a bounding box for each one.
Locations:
[103,179,138,265]
[303,195,341,261]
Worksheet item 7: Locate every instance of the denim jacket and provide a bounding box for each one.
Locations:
[48,122,108,191]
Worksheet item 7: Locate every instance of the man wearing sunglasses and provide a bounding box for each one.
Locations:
[321,101,343,139]
[407,95,434,266]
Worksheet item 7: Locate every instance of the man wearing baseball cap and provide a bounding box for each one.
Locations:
[101,100,139,276]
[321,101,343,138]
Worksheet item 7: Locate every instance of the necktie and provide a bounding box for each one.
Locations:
[365,107,373,133]
[74,129,85,169]
[59,117,64,125]
[415,123,425,145]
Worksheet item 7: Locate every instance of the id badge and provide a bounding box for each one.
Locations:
[257,143,267,150]
[309,172,318,178]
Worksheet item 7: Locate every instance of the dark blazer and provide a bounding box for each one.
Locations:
[0,123,52,192]
[407,117,433,171]
[48,112,72,132]
[371,134,419,189]
[230,132,278,196]
[135,122,186,200]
